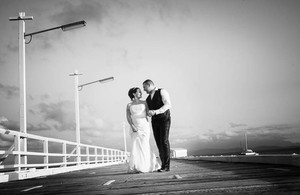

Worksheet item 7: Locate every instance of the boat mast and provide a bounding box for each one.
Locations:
[245,131,248,150]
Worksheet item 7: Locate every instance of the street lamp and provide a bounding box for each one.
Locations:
[9,12,86,166]
[69,71,114,163]
[122,121,127,160]
[69,70,114,163]
[24,20,86,43]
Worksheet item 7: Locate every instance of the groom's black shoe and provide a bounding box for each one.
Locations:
[158,168,170,172]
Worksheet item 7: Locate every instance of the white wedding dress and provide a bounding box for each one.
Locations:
[128,103,161,173]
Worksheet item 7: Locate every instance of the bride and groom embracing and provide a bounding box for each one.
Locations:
[126,79,172,173]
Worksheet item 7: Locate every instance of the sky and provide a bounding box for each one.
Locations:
[1,0,300,155]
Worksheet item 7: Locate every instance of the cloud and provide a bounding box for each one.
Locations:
[0,98,119,148]
[150,0,191,24]
[49,0,192,37]
[30,99,110,134]
[78,104,111,141]
[50,0,106,24]
[202,131,239,142]
[229,122,247,128]
[0,116,19,131]
[246,124,293,133]
[6,43,18,53]
[0,54,4,66]
[0,47,15,66]
[28,123,52,132]
[29,0,107,50]
[41,94,51,101]
[0,83,19,99]
[245,124,300,143]
[0,116,43,131]
[0,116,8,123]
[0,135,13,147]
[0,117,15,147]
[35,100,75,131]
[78,104,104,130]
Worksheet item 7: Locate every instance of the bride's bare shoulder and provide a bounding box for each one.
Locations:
[127,102,132,108]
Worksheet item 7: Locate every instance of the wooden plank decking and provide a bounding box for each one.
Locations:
[0,159,300,194]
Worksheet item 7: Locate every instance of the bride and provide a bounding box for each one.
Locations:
[126,87,161,173]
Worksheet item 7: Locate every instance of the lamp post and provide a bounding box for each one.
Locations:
[9,12,86,167]
[122,121,127,161]
[69,71,114,163]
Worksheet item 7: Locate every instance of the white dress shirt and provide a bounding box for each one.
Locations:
[151,87,172,115]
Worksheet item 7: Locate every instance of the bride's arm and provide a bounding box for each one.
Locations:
[144,101,150,122]
[126,104,138,132]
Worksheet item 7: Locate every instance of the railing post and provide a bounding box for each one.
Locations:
[109,150,111,162]
[108,149,113,162]
[113,150,115,162]
[113,150,116,162]
[14,135,21,172]
[110,149,112,163]
[107,149,109,163]
[86,146,90,164]
[43,139,49,169]
[110,150,112,162]
[20,137,27,168]
[62,142,67,167]
[76,144,81,165]
[94,147,98,164]
[101,148,104,163]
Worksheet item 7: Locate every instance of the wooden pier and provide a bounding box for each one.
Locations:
[1,159,300,194]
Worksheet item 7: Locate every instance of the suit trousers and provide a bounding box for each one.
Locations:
[151,117,171,170]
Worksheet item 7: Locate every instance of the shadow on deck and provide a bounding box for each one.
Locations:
[0,159,300,194]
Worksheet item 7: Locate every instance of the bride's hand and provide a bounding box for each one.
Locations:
[148,110,156,117]
[132,125,138,132]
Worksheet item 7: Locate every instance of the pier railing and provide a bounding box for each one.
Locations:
[0,128,128,183]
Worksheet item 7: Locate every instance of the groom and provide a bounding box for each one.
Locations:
[143,79,172,172]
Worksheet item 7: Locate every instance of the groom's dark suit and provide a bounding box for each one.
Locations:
[146,89,171,171]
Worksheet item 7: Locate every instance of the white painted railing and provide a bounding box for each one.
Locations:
[0,128,128,183]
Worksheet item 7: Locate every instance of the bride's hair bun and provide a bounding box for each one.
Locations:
[128,87,139,99]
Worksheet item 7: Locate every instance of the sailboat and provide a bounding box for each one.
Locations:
[240,132,259,155]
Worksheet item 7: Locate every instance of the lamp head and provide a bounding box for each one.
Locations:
[99,77,114,83]
[61,20,86,31]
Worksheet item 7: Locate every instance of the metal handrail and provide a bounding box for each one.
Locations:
[0,128,128,182]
